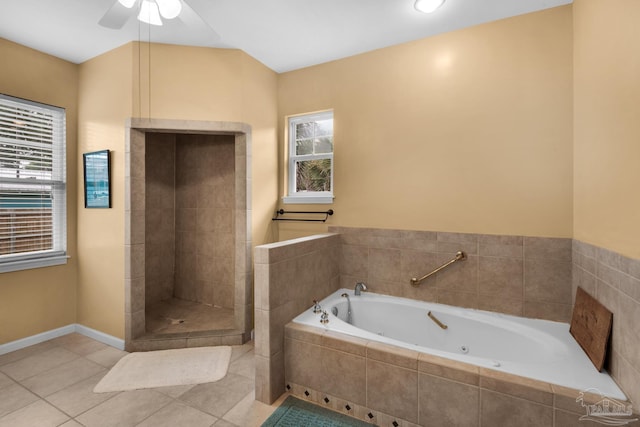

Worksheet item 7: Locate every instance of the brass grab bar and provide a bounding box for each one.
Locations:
[427,311,448,330]
[410,251,466,287]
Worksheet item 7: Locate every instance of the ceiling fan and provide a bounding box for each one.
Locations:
[98,0,217,35]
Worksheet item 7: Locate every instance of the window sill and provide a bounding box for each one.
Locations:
[0,254,68,274]
[282,195,334,205]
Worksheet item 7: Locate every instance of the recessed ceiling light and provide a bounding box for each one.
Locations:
[414,0,445,14]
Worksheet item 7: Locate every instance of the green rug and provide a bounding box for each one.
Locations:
[262,396,376,427]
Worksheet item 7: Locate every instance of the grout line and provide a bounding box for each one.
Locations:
[523,244,526,314]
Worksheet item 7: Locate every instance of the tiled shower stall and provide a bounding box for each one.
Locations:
[144,133,236,310]
[125,119,253,351]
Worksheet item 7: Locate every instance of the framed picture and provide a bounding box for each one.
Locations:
[83,150,111,208]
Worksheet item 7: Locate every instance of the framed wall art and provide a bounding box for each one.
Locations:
[83,150,111,208]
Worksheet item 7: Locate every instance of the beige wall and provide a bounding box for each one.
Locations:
[0,39,79,343]
[136,44,279,246]
[573,0,640,259]
[76,43,278,339]
[77,44,133,338]
[277,6,573,241]
[5,0,640,346]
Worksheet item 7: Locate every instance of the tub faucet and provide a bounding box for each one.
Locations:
[354,282,368,296]
[312,299,322,314]
[341,293,353,324]
[320,310,329,324]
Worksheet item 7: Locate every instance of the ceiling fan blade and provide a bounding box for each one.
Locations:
[99,0,135,29]
[179,0,221,42]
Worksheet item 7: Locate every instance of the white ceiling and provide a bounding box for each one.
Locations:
[0,0,572,73]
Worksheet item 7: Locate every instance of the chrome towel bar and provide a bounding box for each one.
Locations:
[410,251,466,287]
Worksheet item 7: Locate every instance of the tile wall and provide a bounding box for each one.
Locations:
[255,226,640,411]
[329,226,573,322]
[285,322,623,427]
[174,134,236,309]
[253,234,341,404]
[573,240,640,406]
[143,134,236,310]
[145,133,176,305]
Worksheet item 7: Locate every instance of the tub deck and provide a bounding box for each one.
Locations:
[285,321,636,427]
[293,288,624,399]
[286,289,635,426]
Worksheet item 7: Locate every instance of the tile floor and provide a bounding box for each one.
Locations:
[145,298,235,334]
[0,333,286,426]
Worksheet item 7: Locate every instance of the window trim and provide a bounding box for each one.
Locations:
[0,252,68,273]
[0,94,67,273]
[284,110,334,205]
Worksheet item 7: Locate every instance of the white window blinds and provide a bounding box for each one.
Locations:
[0,94,67,273]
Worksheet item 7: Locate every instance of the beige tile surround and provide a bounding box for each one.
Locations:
[285,322,637,427]
[144,133,176,306]
[330,226,573,322]
[253,227,576,405]
[573,240,640,407]
[254,225,640,419]
[253,233,341,403]
[125,118,253,352]
[173,134,236,309]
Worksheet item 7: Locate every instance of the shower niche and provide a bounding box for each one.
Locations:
[125,119,252,351]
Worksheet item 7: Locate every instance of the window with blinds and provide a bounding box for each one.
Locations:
[0,94,67,273]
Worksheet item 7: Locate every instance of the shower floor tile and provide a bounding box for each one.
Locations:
[145,298,235,334]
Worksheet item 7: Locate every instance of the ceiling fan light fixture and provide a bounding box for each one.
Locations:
[414,0,445,13]
[156,0,182,19]
[117,0,137,8]
[138,0,163,25]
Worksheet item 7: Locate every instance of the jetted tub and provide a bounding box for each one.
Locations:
[293,288,625,400]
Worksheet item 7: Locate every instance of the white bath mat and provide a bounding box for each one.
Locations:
[93,346,231,393]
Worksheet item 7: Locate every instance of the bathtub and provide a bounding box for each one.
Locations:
[293,288,625,400]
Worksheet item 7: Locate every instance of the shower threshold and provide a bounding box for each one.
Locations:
[127,298,244,351]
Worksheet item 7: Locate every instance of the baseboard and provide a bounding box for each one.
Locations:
[0,325,75,356]
[74,324,125,350]
[0,324,125,356]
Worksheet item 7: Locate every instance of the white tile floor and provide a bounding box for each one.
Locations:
[0,334,286,426]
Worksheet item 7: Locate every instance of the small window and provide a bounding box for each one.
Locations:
[0,94,67,273]
[284,111,334,204]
